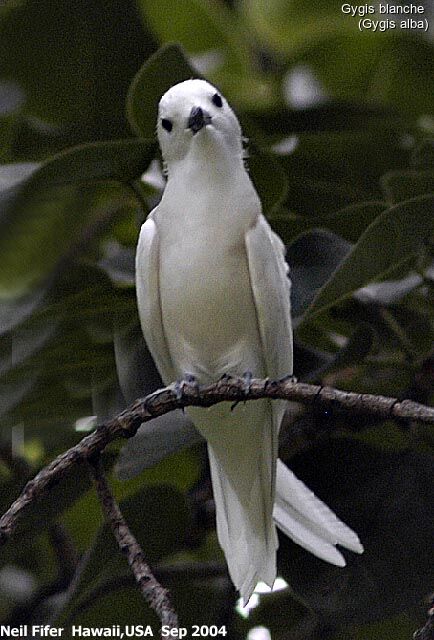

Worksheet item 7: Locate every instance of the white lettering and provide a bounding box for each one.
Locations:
[342,4,375,16]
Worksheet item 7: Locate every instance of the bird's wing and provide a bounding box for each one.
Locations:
[135,211,176,384]
[245,213,293,383]
[244,213,293,525]
[245,215,364,564]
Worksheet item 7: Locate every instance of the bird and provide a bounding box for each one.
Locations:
[135,78,363,603]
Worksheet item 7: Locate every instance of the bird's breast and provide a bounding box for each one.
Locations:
[158,212,264,382]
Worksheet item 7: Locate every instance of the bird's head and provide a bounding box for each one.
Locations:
[157,79,243,168]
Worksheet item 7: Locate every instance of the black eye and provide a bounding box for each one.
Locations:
[212,93,223,108]
[161,118,173,132]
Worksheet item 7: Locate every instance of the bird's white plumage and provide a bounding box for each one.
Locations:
[135,79,363,602]
[135,216,175,384]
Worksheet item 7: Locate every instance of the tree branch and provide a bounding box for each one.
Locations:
[88,456,178,635]
[0,375,433,546]
[62,562,228,624]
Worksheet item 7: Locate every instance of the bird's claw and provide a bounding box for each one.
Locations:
[277,374,298,384]
[231,371,253,411]
[173,373,200,402]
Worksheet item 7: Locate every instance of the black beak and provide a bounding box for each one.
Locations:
[188,106,212,134]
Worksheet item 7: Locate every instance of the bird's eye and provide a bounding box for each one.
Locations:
[161,118,173,132]
[212,93,223,108]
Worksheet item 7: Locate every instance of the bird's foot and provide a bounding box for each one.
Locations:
[218,372,234,382]
[276,373,298,384]
[231,371,253,411]
[262,374,296,395]
[173,373,200,403]
[241,370,253,396]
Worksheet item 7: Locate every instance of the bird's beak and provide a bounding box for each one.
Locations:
[188,106,212,135]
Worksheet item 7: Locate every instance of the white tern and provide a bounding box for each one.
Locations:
[136,79,363,602]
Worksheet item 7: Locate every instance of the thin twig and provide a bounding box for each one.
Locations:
[63,562,228,624]
[0,376,433,546]
[88,456,178,635]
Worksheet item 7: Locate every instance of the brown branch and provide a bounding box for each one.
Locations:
[1,375,433,547]
[88,456,178,635]
[64,562,228,623]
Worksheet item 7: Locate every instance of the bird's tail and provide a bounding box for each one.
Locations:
[273,459,364,565]
[203,404,278,604]
[199,406,363,604]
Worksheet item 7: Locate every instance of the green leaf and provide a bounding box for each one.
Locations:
[0,313,58,377]
[241,0,354,55]
[270,201,386,245]
[137,0,250,75]
[1,139,156,193]
[0,372,39,419]
[291,33,434,119]
[365,35,434,119]
[354,272,423,306]
[286,229,352,318]
[56,585,159,628]
[0,81,25,161]
[1,267,136,436]
[0,0,154,143]
[326,324,375,373]
[0,286,48,336]
[248,148,289,216]
[127,44,199,138]
[411,139,434,169]
[273,129,411,216]
[305,195,434,319]
[350,612,425,640]
[55,484,190,624]
[0,162,39,192]
[279,439,434,624]
[324,201,387,242]
[381,169,434,205]
[0,456,121,569]
[280,130,411,188]
[293,323,375,383]
[113,314,162,404]
[388,305,434,358]
[0,141,155,298]
[98,242,136,287]
[135,0,275,107]
[243,102,406,137]
[0,185,98,298]
[116,417,201,479]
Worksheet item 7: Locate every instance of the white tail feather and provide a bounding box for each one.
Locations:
[273,503,346,566]
[201,402,278,604]
[274,460,364,561]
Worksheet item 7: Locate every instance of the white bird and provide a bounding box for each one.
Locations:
[135,79,363,603]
